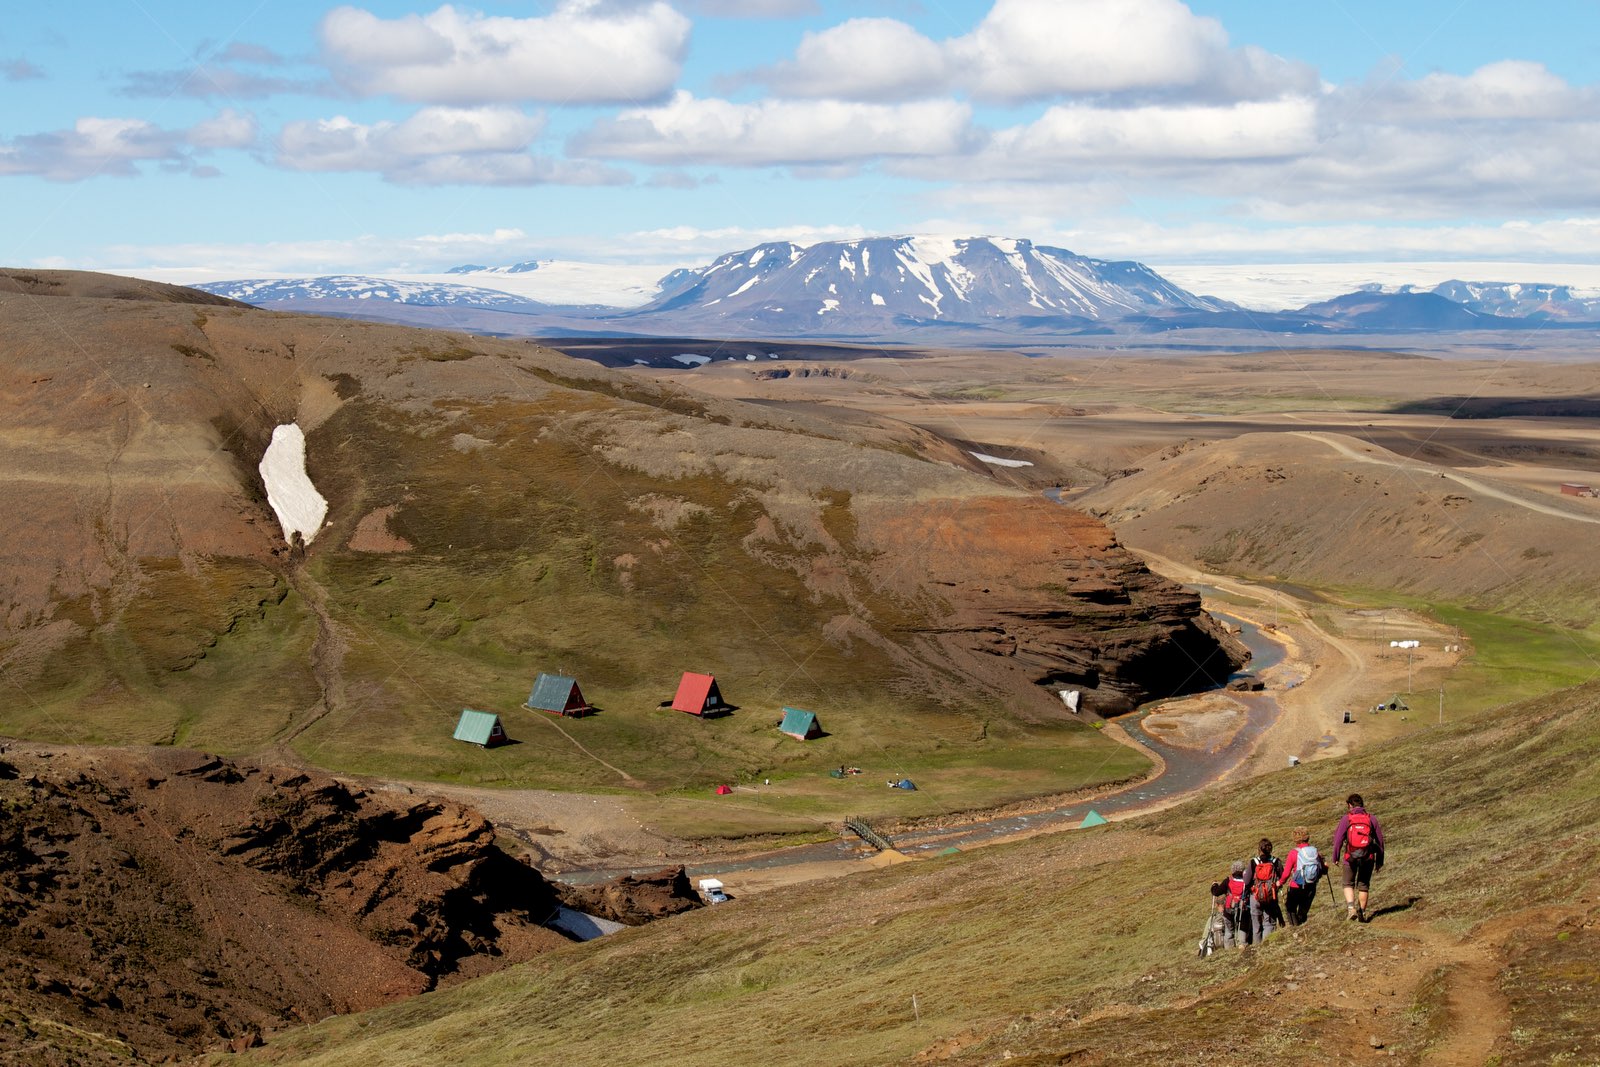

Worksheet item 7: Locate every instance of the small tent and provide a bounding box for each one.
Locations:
[714,784,733,795]
[454,709,507,748]
[891,778,917,791]
[1079,809,1108,828]
[671,672,728,716]
[778,707,823,740]
[527,673,591,717]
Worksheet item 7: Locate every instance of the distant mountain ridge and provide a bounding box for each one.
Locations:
[620,235,1238,334]
[192,237,1600,342]
[1404,280,1600,320]
[196,275,551,311]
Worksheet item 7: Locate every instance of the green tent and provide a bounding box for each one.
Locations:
[454,709,507,747]
[778,706,823,740]
[1079,809,1108,828]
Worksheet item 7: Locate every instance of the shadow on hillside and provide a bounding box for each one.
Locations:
[1366,894,1421,921]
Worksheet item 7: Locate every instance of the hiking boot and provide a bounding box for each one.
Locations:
[1346,905,1359,921]
[1357,907,1367,923]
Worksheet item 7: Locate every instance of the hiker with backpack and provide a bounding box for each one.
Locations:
[1332,793,1386,922]
[1245,838,1284,944]
[1277,827,1325,926]
[1214,861,1249,950]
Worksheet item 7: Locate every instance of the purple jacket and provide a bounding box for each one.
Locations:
[1332,806,1385,863]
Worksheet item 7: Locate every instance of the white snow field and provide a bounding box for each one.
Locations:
[259,423,328,546]
[969,451,1034,468]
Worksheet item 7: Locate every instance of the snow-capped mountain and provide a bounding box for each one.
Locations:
[185,244,1600,343]
[195,275,549,311]
[623,236,1237,334]
[1427,281,1600,321]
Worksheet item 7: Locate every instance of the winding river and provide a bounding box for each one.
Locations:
[556,616,1292,886]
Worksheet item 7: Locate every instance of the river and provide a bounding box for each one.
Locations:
[554,614,1293,886]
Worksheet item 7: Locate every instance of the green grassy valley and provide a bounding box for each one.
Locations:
[233,679,1600,1066]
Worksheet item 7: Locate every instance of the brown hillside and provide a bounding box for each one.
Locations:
[0,280,1241,791]
[0,267,251,307]
[1080,430,1600,626]
[0,744,573,1064]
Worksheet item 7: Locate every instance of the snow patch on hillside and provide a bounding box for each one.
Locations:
[969,451,1033,468]
[259,424,328,546]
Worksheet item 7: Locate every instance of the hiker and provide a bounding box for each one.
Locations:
[1332,793,1386,922]
[1199,881,1226,957]
[1278,827,1325,926]
[1216,861,1248,950]
[1245,838,1284,944]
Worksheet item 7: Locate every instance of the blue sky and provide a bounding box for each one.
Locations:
[4,0,1599,283]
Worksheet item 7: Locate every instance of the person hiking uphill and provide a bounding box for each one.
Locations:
[1244,838,1284,944]
[1277,827,1325,926]
[1332,793,1385,922]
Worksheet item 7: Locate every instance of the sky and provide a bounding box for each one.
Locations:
[4,0,1600,296]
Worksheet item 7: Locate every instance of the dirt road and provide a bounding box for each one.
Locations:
[1293,430,1600,526]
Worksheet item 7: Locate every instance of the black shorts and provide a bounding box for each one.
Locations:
[1342,854,1377,890]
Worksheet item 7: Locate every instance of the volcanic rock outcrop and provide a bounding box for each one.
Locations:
[859,497,1245,714]
[0,745,571,1064]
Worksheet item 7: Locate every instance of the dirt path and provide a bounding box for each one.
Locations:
[276,561,349,746]
[1419,925,1510,1066]
[531,714,641,786]
[1294,430,1600,526]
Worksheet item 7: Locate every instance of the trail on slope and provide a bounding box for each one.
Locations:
[532,713,641,786]
[1293,430,1600,526]
[276,561,349,746]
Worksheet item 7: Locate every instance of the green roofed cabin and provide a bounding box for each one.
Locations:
[778,707,823,740]
[454,709,507,747]
[527,673,591,717]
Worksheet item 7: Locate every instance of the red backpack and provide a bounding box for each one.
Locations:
[1347,812,1373,857]
[1251,859,1278,902]
[1223,875,1247,909]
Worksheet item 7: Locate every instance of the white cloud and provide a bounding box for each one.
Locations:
[1355,60,1589,121]
[188,108,258,149]
[952,0,1226,99]
[572,91,975,165]
[741,0,1315,104]
[758,18,948,101]
[997,98,1318,163]
[321,2,690,105]
[0,112,253,180]
[272,107,625,185]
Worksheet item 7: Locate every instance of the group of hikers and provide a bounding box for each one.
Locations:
[1201,794,1386,955]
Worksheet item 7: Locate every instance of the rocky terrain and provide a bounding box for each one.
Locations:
[0,745,562,1063]
[0,742,706,1064]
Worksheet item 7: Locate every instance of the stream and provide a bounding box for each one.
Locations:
[554,615,1293,887]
